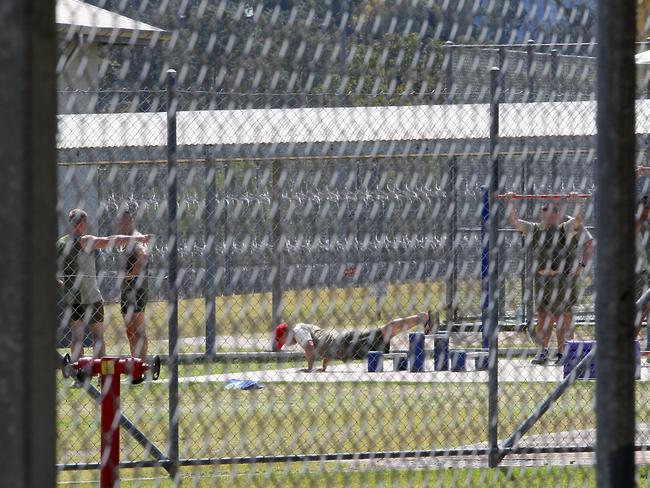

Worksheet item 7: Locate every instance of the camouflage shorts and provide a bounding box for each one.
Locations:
[535,274,577,315]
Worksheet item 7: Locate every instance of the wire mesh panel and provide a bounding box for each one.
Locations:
[53,1,650,486]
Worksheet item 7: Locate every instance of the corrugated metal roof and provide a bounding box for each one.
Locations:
[56,101,650,151]
[56,0,170,43]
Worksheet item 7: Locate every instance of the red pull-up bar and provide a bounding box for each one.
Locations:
[497,193,591,200]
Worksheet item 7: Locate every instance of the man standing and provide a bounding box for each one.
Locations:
[57,208,151,362]
[272,312,432,372]
[117,204,150,361]
[504,193,593,365]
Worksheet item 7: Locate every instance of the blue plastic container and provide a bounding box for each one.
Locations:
[433,335,449,371]
[409,332,426,372]
[450,351,467,372]
[367,351,384,372]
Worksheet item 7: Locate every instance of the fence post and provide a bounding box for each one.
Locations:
[443,41,454,103]
[488,66,501,468]
[271,160,284,331]
[497,46,506,317]
[526,39,536,102]
[595,0,636,485]
[166,68,180,480]
[551,48,559,101]
[224,162,233,294]
[498,46,506,102]
[0,0,57,484]
[446,156,458,324]
[481,185,489,341]
[204,150,217,355]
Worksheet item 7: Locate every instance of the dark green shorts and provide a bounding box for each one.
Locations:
[69,301,104,324]
[535,275,577,315]
[121,285,147,316]
[338,329,389,360]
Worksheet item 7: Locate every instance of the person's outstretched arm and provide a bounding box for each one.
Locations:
[567,193,585,231]
[81,234,152,250]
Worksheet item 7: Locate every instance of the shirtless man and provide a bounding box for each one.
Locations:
[57,208,151,361]
[117,204,150,361]
[504,193,593,365]
[272,312,432,372]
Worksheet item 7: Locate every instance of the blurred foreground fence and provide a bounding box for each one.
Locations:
[55,52,650,486]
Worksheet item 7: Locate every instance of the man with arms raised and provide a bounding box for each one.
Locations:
[504,193,592,365]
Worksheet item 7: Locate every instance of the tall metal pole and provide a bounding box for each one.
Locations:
[551,49,559,101]
[204,151,217,355]
[0,0,57,486]
[526,39,536,103]
[487,66,501,468]
[446,156,458,324]
[646,38,650,100]
[271,160,284,330]
[166,68,180,480]
[595,1,636,486]
[443,41,454,103]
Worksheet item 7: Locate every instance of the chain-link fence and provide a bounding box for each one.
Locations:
[53,1,650,486]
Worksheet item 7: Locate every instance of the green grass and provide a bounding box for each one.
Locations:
[58,379,638,466]
[59,464,601,487]
[56,372,650,486]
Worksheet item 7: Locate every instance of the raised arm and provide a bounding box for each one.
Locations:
[81,234,152,250]
[568,193,585,231]
[503,193,528,234]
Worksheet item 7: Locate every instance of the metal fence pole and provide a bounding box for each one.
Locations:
[646,38,650,100]
[551,48,559,101]
[446,156,458,324]
[443,41,454,103]
[595,0,636,485]
[166,68,180,479]
[526,39,536,103]
[224,161,233,294]
[488,66,501,468]
[204,150,217,355]
[271,160,284,330]
[498,46,506,102]
[0,0,57,485]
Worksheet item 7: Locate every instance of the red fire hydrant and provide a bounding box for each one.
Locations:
[62,355,161,488]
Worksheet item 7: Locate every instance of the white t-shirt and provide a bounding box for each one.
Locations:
[291,323,339,357]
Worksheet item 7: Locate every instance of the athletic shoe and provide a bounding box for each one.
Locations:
[531,350,549,365]
[554,352,564,365]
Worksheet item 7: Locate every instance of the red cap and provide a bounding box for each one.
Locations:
[274,323,288,351]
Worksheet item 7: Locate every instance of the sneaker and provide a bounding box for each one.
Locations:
[531,350,549,365]
[554,352,564,365]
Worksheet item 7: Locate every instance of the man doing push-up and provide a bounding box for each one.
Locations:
[272,312,432,372]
